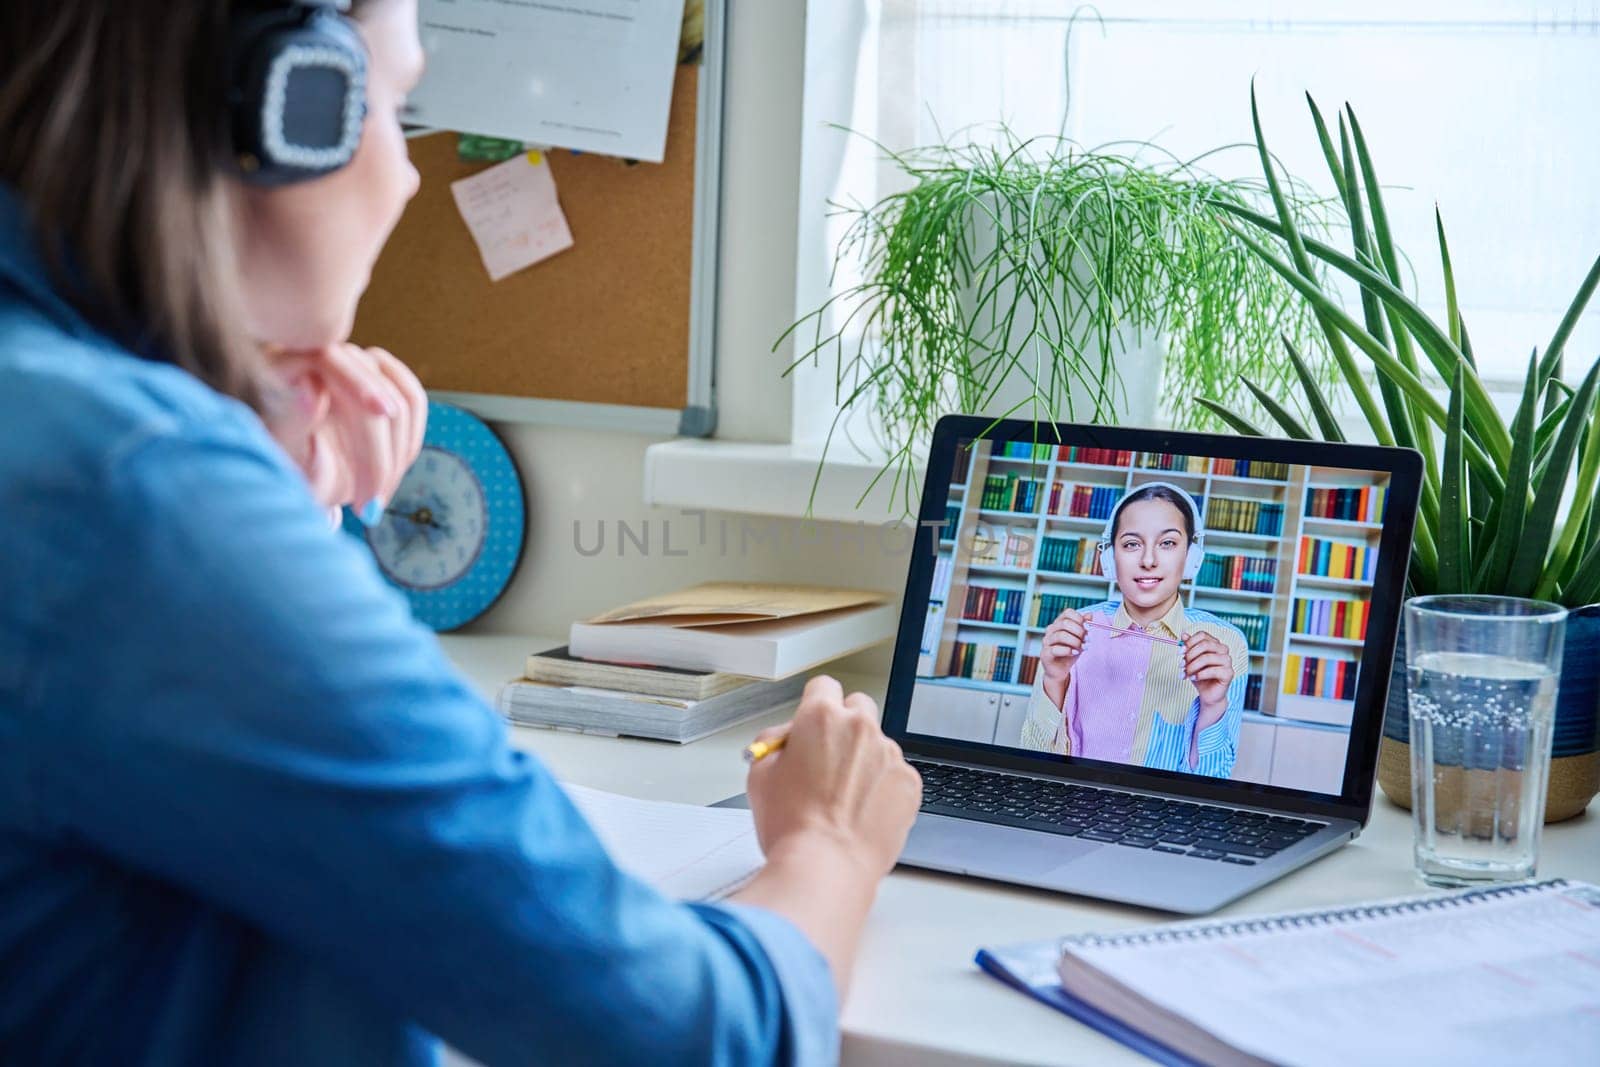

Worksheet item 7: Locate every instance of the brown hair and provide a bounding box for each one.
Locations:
[0,2,367,410]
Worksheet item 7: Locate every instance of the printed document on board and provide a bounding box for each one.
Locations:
[407,0,688,164]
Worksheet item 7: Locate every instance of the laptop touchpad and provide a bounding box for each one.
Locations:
[902,813,1100,879]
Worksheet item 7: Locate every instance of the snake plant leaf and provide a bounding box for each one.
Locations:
[1217,219,1517,488]
[1435,207,1466,357]
[1218,202,1510,466]
[1193,398,1265,437]
[1307,94,1349,203]
[1515,360,1600,595]
[1251,85,1391,442]
[1280,336,1345,441]
[1562,536,1600,607]
[1539,390,1600,600]
[1242,378,1312,439]
[1438,365,1469,592]
[1541,251,1600,384]
[1478,352,1542,591]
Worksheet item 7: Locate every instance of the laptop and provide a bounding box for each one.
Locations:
[733,416,1422,916]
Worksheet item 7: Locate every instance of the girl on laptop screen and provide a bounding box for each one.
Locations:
[1017,482,1248,777]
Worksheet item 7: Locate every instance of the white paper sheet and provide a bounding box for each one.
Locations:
[449,151,574,281]
[408,0,688,163]
[1062,881,1600,1067]
[562,783,764,900]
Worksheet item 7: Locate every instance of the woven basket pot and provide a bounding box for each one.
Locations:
[1377,603,1600,823]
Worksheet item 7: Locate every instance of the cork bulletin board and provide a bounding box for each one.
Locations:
[351,1,723,436]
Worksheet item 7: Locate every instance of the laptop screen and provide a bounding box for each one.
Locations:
[899,431,1413,800]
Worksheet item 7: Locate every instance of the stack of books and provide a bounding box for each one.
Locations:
[498,582,897,744]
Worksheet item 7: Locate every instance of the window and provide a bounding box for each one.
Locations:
[793,0,1600,449]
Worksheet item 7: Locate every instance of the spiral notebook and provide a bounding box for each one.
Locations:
[977,879,1600,1067]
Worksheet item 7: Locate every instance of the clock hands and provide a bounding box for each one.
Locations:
[386,504,444,531]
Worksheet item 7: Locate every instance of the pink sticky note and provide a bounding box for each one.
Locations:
[450,151,574,281]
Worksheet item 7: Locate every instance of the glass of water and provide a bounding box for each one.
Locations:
[1406,595,1567,887]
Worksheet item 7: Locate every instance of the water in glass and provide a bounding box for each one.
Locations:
[1408,650,1558,886]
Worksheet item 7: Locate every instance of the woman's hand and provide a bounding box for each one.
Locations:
[265,343,427,518]
[1182,630,1236,713]
[1039,608,1088,710]
[731,676,920,998]
[744,676,921,878]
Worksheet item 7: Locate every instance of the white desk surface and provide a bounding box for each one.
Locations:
[443,634,1600,1067]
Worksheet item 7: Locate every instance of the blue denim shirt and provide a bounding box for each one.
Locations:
[0,188,836,1066]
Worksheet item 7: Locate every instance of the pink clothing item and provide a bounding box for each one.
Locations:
[1062,606,1157,760]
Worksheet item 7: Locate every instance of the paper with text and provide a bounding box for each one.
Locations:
[409,0,688,163]
[450,152,574,282]
[563,784,763,900]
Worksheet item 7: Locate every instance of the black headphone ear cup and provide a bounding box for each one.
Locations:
[228,6,369,186]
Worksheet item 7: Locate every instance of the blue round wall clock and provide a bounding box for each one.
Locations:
[344,400,525,632]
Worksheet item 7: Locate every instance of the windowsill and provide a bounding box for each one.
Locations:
[642,438,925,524]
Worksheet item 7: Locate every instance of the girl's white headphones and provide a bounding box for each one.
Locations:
[1097,481,1207,583]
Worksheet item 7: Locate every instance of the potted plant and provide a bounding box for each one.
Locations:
[780,135,1336,514]
[1207,90,1600,820]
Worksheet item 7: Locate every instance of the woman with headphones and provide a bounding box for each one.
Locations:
[1018,483,1249,777]
[0,2,919,1064]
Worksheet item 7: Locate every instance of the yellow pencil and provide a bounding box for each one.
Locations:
[742,733,788,763]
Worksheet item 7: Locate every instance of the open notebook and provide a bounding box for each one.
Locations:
[563,783,764,900]
[979,879,1600,1067]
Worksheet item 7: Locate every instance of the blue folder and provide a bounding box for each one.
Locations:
[974,943,1201,1067]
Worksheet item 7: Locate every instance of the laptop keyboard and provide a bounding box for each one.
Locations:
[910,760,1325,866]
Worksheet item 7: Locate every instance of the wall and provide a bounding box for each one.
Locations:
[465,3,905,679]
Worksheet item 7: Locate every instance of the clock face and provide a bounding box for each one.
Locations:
[368,447,487,591]
[343,400,525,632]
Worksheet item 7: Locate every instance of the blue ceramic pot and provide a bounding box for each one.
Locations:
[1378,603,1600,821]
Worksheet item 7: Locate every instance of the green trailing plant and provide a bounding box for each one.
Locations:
[779,133,1337,515]
[1209,88,1600,605]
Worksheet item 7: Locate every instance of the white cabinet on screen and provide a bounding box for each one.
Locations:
[1232,719,1277,786]
[1269,722,1349,794]
[905,682,1001,744]
[992,693,1032,749]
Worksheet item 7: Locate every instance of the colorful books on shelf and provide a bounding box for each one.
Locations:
[1293,596,1369,641]
[981,472,1045,513]
[1283,652,1359,700]
[963,585,1026,626]
[940,504,960,540]
[1194,552,1278,593]
[1033,592,1102,627]
[970,524,1033,568]
[1307,484,1387,523]
[1056,483,1124,520]
[1038,535,1103,576]
[995,440,1056,461]
[954,444,974,483]
[1207,610,1270,651]
[1020,654,1041,686]
[1060,446,1133,467]
[1136,451,1209,473]
[1243,672,1264,711]
[1298,536,1378,582]
[1211,457,1289,480]
[947,640,1016,684]
[1205,496,1284,537]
